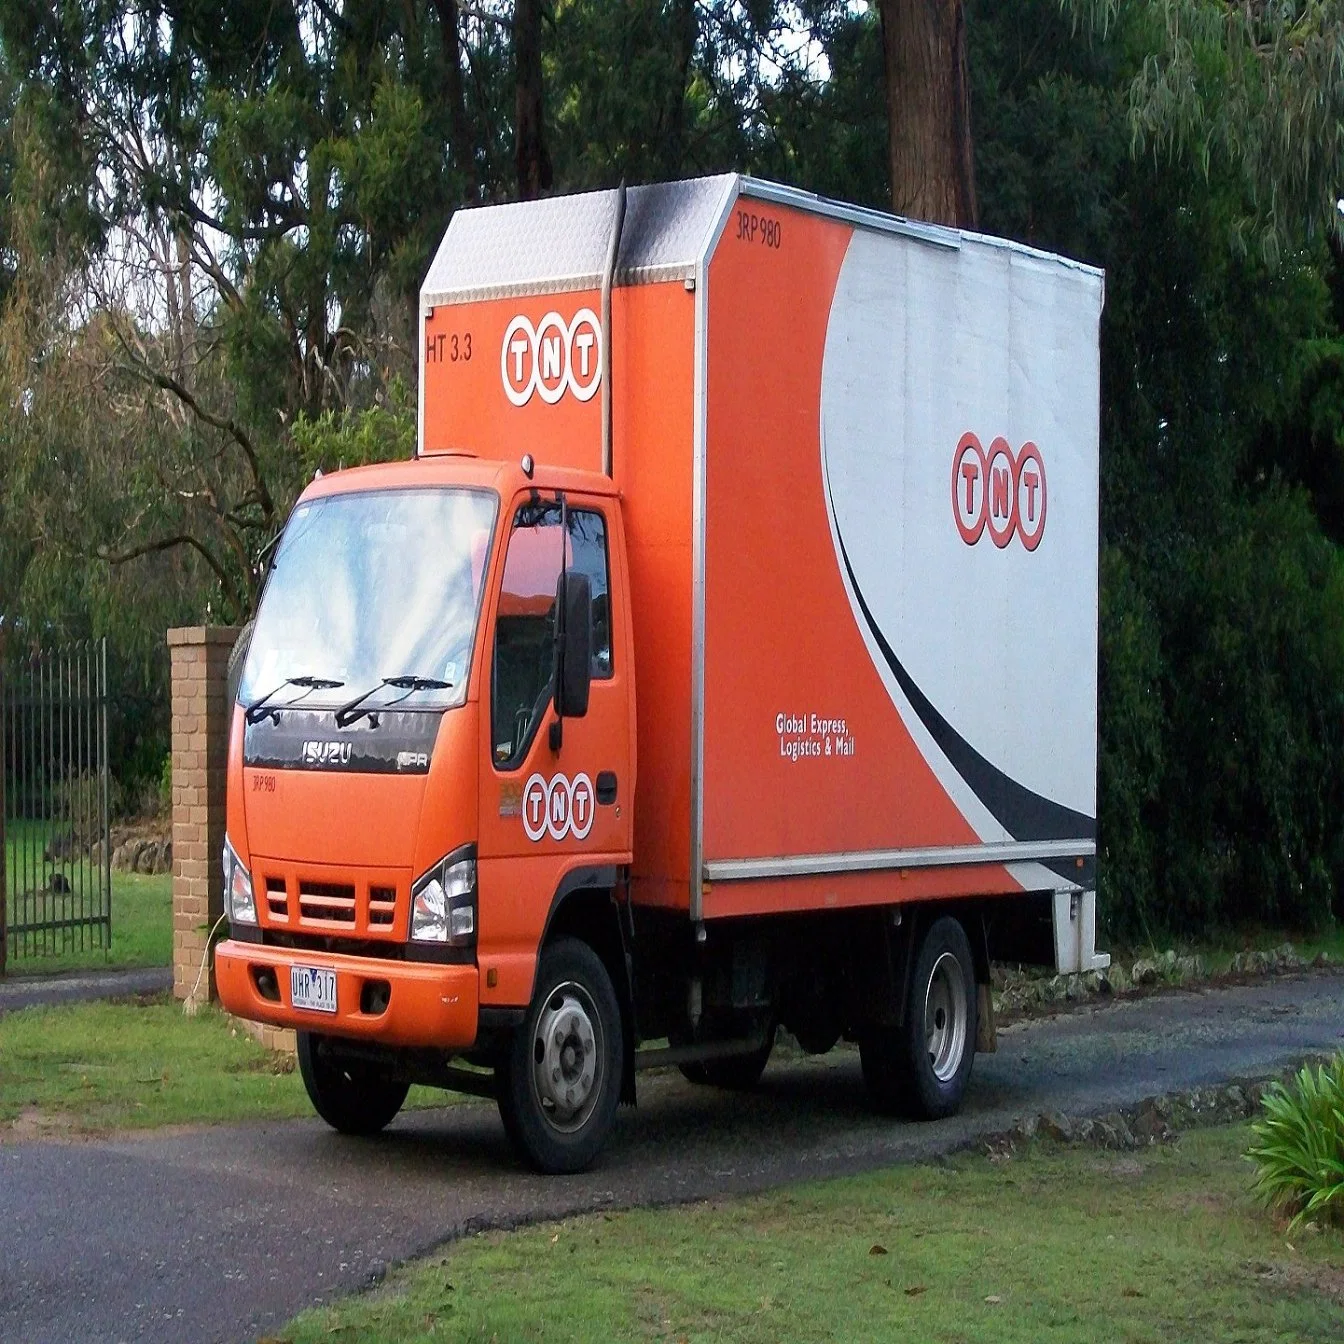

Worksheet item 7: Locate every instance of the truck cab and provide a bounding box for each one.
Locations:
[217,175,1105,1173]
[217,455,639,1169]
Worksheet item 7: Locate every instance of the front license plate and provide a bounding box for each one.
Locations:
[290,965,337,1014]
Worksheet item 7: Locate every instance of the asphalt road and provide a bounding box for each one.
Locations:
[3,970,1342,1344]
[0,967,172,1015]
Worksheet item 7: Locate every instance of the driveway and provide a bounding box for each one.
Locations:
[2,970,1342,1344]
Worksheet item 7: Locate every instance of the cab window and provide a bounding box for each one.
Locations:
[492,503,563,769]
[491,501,614,769]
[568,509,612,679]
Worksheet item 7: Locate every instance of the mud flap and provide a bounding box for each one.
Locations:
[1052,889,1109,974]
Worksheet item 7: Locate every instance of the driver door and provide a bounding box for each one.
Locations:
[476,493,631,1006]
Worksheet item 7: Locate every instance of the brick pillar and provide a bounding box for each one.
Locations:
[168,626,240,1008]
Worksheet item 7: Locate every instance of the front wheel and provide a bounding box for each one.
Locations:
[496,938,624,1174]
[860,915,977,1120]
[296,1032,410,1136]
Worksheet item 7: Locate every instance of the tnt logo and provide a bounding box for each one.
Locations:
[501,310,602,407]
[952,432,1047,551]
[521,771,596,842]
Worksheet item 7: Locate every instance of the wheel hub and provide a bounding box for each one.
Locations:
[531,983,603,1132]
[924,951,968,1083]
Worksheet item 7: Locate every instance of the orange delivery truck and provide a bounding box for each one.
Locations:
[216,175,1106,1173]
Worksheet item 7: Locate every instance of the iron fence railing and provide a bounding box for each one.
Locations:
[0,640,111,968]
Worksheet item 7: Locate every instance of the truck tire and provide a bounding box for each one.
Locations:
[679,1025,776,1089]
[860,915,977,1120]
[296,1031,410,1136]
[496,937,623,1174]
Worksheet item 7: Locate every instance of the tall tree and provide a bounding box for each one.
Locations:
[514,0,551,197]
[877,0,977,227]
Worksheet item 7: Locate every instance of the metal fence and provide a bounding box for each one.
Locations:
[0,640,111,969]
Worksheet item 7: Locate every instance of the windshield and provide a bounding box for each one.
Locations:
[238,487,499,712]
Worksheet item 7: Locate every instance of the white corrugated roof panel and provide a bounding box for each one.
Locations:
[421,175,739,309]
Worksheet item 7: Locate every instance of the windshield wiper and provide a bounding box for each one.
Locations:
[333,675,454,729]
[244,675,346,725]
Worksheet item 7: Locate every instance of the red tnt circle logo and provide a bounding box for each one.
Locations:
[950,433,1048,551]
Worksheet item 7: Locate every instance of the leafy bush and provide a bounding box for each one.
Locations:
[1247,1056,1344,1230]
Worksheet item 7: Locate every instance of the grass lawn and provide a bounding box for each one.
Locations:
[0,995,466,1133]
[0,996,309,1132]
[281,1125,1343,1344]
[3,870,172,975]
[4,814,172,973]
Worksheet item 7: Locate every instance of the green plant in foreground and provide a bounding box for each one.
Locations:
[1247,1054,1344,1231]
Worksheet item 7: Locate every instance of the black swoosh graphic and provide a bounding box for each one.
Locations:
[826,476,1095,882]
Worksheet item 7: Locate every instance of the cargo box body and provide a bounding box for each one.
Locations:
[420,176,1102,930]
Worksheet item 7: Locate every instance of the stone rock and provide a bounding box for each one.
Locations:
[1246,1081,1271,1112]
[1014,1114,1039,1142]
[1314,951,1332,968]
[1175,954,1203,980]
[1131,958,1158,986]
[1075,1118,1096,1145]
[89,838,106,867]
[110,839,140,872]
[1156,949,1179,975]
[133,841,158,874]
[1106,964,1130,994]
[1222,1085,1247,1116]
[1039,1111,1075,1143]
[1130,1101,1170,1143]
[1098,1111,1136,1149]
[158,840,173,874]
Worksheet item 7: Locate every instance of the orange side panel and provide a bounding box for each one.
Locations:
[424,280,696,904]
[612,283,697,906]
[424,291,603,470]
[702,203,981,868]
[700,863,1021,921]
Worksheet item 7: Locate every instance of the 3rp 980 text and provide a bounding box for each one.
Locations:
[736,209,782,249]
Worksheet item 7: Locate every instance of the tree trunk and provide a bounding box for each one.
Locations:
[662,0,697,174]
[429,0,477,201]
[878,0,977,229]
[514,0,551,199]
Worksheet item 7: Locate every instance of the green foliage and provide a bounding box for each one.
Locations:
[289,380,417,478]
[974,0,1344,937]
[2,0,1344,940]
[1248,1055,1344,1231]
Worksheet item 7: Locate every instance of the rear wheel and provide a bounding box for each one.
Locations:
[496,937,623,1174]
[860,915,977,1120]
[297,1032,409,1136]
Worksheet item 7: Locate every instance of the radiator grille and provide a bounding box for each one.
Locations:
[256,869,406,939]
[298,880,357,925]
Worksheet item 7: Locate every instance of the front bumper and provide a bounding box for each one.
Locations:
[215,939,479,1048]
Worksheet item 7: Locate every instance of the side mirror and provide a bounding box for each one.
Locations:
[554,571,592,719]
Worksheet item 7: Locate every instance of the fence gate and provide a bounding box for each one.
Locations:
[0,641,112,970]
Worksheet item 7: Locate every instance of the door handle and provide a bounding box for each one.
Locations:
[596,771,618,805]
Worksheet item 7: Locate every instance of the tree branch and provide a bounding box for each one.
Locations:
[95,533,241,609]
[111,336,276,523]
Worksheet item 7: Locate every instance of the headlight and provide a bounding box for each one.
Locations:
[222,838,256,925]
[411,846,476,946]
